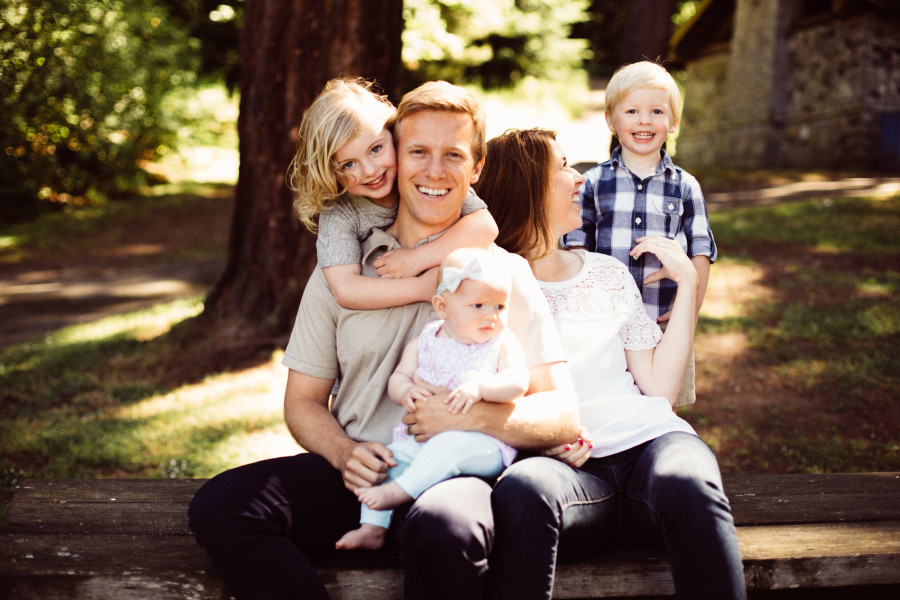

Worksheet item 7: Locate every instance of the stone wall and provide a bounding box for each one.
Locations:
[674,0,900,171]
[784,12,900,170]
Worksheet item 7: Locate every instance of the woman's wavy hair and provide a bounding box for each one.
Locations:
[474,128,557,260]
[286,77,395,233]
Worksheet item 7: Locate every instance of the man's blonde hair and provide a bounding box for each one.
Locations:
[287,77,395,233]
[387,81,486,164]
[605,61,682,126]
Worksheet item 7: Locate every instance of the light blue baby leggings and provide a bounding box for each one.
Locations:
[360,430,505,528]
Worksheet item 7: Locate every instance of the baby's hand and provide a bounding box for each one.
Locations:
[403,384,432,413]
[445,381,482,414]
[374,248,420,279]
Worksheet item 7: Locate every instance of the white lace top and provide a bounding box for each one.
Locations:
[539,250,696,457]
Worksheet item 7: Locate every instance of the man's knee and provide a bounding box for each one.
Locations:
[399,477,493,559]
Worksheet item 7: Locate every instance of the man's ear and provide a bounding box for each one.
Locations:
[432,294,447,318]
[470,156,486,184]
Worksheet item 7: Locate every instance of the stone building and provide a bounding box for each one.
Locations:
[669,0,900,171]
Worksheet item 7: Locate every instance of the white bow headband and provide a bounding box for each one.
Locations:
[436,257,484,295]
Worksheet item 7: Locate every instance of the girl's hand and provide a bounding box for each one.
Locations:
[402,384,432,413]
[542,427,593,468]
[374,248,420,279]
[445,381,482,415]
[630,236,697,287]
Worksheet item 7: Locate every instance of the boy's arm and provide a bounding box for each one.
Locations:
[691,255,710,320]
[322,263,439,310]
[374,208,498,279]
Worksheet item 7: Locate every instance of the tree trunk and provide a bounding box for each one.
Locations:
[617,0,678,66]
[203,0,404,341]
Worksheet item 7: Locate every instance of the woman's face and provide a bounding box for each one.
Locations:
[544,139,585,239]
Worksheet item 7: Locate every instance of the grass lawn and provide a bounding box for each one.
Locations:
[1,179,898,517]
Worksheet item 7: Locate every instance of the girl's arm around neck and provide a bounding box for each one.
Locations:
[374,207,498,278]
[323,263,439,310]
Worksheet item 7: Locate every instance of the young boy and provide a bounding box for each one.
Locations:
[564,61,716,406]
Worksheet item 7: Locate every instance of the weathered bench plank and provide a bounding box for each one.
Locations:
[2,474,899,599]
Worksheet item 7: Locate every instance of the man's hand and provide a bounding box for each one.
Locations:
[402,376,471,441]
[339,442,395,493]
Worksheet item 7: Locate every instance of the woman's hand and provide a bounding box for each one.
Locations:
[542,427,593,468]
[630,236,697,288]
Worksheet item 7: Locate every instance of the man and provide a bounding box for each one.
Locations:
[189,81,578,600]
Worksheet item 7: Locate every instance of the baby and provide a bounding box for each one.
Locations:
[336,248,529,550]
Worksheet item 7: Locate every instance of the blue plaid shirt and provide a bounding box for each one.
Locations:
[564,148,717,321]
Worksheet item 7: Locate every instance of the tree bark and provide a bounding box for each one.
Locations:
[203,0,404,340]
[617,0,678,66]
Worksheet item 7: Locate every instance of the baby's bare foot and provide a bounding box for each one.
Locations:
[356,481,413,511]
[335,524,386,550]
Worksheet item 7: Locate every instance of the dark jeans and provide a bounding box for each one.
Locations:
[487,432,747,600]
[188,452,494,600]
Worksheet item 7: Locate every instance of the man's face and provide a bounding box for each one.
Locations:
[395,110,484,234]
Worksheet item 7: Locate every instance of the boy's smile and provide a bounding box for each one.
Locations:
[606,87,677,169]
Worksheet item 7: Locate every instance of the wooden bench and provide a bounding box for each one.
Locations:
[1,473,899,599]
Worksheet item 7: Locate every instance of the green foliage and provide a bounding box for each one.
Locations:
[402,0,590,89]
[0,0,200,221]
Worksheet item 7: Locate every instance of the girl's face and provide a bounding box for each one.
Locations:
[335,114,397,205]
[544,139,585,239]
[434,278,510,345]
[605,86,676,163]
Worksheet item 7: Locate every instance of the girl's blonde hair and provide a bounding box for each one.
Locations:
[605,61,682,125]
[287,77,396,233]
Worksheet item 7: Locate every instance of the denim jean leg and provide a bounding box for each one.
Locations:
[487,456,618,600]
[624,432,747,600]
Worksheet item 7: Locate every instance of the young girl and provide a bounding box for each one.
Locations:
[288,78,498,309]
[335,248,530,550]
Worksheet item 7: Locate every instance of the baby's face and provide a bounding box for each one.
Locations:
[335,116,397,203]
[440,278,510,345]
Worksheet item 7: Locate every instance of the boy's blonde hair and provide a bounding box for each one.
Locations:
[605,61,682,126]
[287,77,396,233]
[387,80,487,165]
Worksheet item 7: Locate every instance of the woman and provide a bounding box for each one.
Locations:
[474,129,746,600]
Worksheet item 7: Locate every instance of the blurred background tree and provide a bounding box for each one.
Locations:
[401,0,590,89]
[0,0,200,222]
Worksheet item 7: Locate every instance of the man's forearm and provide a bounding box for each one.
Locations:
[283,371,354,472]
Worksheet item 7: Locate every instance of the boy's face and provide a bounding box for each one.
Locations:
[334,114,397,204]
[606,87,677,163]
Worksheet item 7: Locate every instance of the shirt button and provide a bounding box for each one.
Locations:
[637,184,643,190]
[635,217,642,224]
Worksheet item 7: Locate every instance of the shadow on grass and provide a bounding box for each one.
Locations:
[687,195,900,474]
